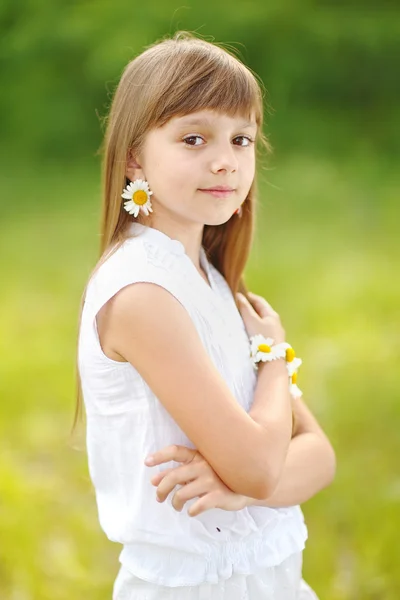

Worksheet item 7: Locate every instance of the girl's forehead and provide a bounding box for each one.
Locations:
[167,109,257,128]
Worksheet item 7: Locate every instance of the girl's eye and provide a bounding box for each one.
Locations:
[233,136,254,147]
[183,135,204,146]
[182,135,255,147]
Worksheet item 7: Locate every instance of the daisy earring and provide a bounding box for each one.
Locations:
[121,178,153,218]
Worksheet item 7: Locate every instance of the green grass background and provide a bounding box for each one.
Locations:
[1,1,400,596]
[0,151,399,598]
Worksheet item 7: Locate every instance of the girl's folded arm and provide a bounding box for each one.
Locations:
[102,281,286,500]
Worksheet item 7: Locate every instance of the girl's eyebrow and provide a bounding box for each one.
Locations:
[175,117,257,129]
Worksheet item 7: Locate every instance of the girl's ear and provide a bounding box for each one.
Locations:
[125,149,144,181]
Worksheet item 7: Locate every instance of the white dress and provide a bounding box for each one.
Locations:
[78,223,319,599]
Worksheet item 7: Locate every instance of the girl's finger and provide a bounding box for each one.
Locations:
[156,462,199,502]
[247,291,278,317]
[150,467,174,486]
[236,293,257,314]
[171,479,212,512]
[144,444,197,467]
[188,491,219,517]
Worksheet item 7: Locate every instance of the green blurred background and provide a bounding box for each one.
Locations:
[1,1,399,598]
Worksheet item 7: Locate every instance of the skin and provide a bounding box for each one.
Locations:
[146,401,336,516]
[99,108,336,514]
[126,108,258,273]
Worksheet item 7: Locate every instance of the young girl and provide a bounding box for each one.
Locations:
[75,31,335,599]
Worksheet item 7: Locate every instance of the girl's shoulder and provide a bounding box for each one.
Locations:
[83,232,191,313]
[84,236,148,304]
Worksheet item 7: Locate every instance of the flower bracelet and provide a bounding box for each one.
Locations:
[249,334,303,399]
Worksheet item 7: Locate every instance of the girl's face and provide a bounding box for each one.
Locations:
[131,108,257,228]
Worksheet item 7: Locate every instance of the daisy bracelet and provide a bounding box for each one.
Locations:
[249,334,303,398]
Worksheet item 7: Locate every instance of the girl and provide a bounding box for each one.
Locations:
[75,31,335,599]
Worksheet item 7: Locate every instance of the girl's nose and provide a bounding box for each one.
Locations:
[210,144,238,173]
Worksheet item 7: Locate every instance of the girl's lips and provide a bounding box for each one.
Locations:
[199,189,235,198]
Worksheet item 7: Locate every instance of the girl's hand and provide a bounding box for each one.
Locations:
[236,290,286,344]
[145,445,248,516]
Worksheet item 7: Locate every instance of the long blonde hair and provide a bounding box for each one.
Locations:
[71,31,274,437]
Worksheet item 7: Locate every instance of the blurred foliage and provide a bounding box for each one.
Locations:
[1,1,400,599]
[0,0,399,163]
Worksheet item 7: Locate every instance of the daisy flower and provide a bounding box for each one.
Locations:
[273,342,303,397]
[274,344,302,374]
[286,356,302,377]
[121,179,153,217]
[250,334,286,364]
[289,370,303,398]
[274,342,296,362]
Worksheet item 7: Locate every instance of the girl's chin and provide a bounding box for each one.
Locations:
[203,212,237,227]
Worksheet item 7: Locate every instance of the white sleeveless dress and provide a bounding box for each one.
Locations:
[78,223,319,599]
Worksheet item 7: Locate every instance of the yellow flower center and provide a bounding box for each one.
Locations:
[258,343,271,353]
[133,190,148,205]
[292,372,298,384]
[286,347,296,362]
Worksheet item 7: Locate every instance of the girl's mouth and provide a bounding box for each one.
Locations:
[198,188,235,198]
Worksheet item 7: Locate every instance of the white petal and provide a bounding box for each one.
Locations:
[123,201,135,213]
[250,336,262,351]
[290,384,303,398]
[287,363,298,376]
[272,346,286,359]
[274,342,290,354]
[280,343,292,350]
[287,358,302,375]
[258,352,275,363]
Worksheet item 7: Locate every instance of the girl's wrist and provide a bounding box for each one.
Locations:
[256,356,288,377]
[249,334,303,399]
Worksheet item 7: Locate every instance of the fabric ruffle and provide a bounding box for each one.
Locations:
[113,551,320,599]
[119,507,308,587]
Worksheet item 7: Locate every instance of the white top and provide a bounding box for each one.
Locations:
[78,222,308,587]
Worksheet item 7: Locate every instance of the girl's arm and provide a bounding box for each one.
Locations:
[246,396,336,508]
[110,283,293,500]
[151,395,336,513]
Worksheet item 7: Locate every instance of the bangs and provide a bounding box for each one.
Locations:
[149,42,264,128]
